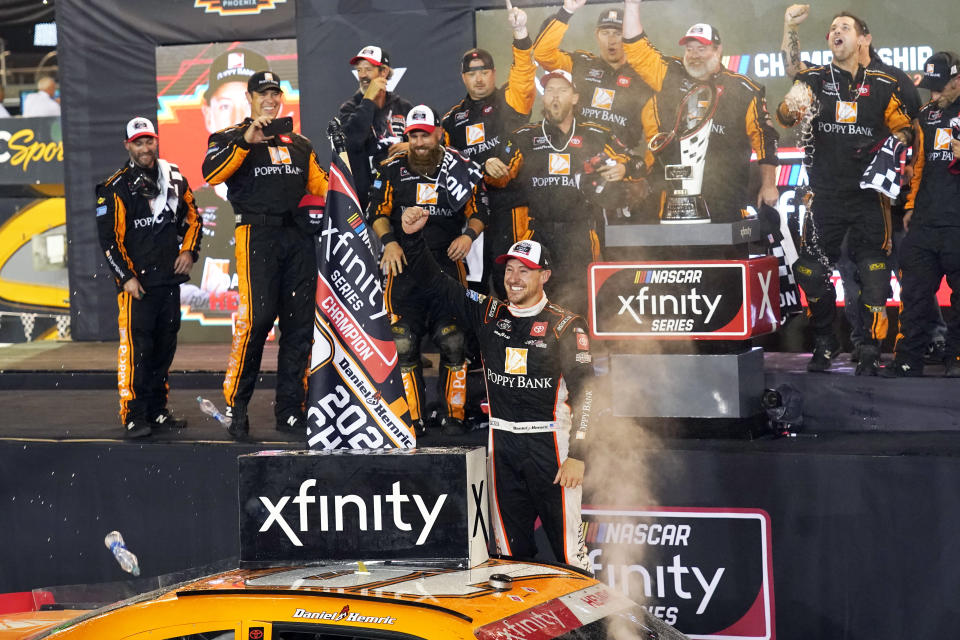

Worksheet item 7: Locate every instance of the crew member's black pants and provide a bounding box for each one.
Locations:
[223,224,317,421]
[894,224,960,365]
[116,283,180,423]
[793,189,892,344]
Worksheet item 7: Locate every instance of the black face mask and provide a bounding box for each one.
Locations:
[128,166,160,199]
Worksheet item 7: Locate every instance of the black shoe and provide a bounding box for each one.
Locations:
[849,343,862,363]
[924,340,947,365]
[807,334,840,372]
[225,405,250,441]
[124,419,152,439]
[855,344,881,376]
[276,414,306,436]
[152,410,187,430]
[439,416,468,436]
[880,360,922,378]
[945,357,960,378]
[412,418,427,437]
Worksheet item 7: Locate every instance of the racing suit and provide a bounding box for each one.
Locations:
[892,98,960,368]
[202,120,328,429]
[534,8,654,151]
[96,160,202,425]
[443,37,536,298]
[486,118,633,315]
[368,147,488,425]
[399,229,595,571]
[777,64,910,347]
[623,34,779,222]
[338,91,414,212]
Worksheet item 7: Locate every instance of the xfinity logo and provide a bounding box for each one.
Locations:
[618,287,721,324]
[259,480,447,546]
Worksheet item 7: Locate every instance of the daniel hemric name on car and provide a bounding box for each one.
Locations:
[259,480,447,546]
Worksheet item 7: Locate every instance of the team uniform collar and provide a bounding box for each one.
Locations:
[508,293,548,317]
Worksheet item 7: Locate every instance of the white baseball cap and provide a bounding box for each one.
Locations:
[679,23,721,46]
[495,240,552,270]
[538,69,577,91]
[404,105,438,134]
[350,45,390,67]
[125,117,158,142]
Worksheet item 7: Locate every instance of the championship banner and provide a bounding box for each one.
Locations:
[306,154,414,450]
[589,259,780,340]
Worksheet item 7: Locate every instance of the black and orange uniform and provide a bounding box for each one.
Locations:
[443,38,536,298]
[202,120,328,430]
[368,148,488,426]
[96,160,202,427]
[533,8,654,152]
[622,33,779,222]
[777,64,911,346]
[486,119,632,314]
[338,91,414,212]
[892,98,960,369]
[399,231,595,571]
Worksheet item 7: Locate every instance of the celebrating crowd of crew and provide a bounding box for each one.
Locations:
[96,0,960,568]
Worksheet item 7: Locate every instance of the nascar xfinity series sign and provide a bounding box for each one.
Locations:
[238,447,489,565]
[584,507,775,640]
[589,260,779,339]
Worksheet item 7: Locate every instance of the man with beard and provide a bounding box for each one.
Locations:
[486,69,631,316]
[776,12,911,375]
[97,117,202,438]
[398,207,595,571]
[443,1,536,298]
[621,0,780,223]
[533,0,653,155]
[369,105,489,436]
[202,71,329,440]
[339,46,414,212]
[882,53,960,378]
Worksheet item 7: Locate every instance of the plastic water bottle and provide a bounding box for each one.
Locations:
[197,396,231,427]
[104,531,140,576]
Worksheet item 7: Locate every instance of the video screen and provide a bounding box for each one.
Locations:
[155,39,300,338]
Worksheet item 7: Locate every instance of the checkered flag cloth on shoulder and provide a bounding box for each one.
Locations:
[860,135,907,199]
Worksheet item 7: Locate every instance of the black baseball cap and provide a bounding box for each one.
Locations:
[596,8,623,29]
[247,70,282,94]
[495,240,552,270]
[461,49,495,73]
[919,51,960,92]
[204,48,269,101]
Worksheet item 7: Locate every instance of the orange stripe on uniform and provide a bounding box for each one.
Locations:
[117,292,135,420]
[223,225,253,405]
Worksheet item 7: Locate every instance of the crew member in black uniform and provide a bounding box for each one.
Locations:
[486,69,632,315]
[533,1,653,154]
[338,46,414,212]
[202,71,329,440]
[622,1,780,222]
[883,52,960,377]
[400,207,594,571]
[442,2,536,298]
[97,117,202,438]
[776,12,911,375]
[369,105,489,436]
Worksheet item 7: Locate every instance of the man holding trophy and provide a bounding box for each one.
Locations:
[621,0,779,223]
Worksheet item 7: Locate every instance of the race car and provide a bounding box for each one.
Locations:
[0,558,686,639]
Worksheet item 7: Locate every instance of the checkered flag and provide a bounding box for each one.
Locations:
[860,135,907,199]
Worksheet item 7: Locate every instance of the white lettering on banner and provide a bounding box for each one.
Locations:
[738,45,933,79]
[588,551,724,616]
[258,480,446,546]
[319,226,386,319]
[617,287,721,324]
[757,270,774,319]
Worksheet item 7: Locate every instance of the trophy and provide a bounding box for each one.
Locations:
[649,83,721,224]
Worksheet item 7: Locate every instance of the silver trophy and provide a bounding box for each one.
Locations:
[650,83,719,224]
